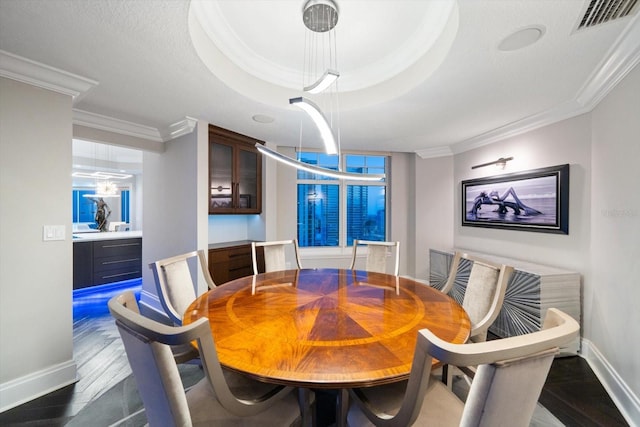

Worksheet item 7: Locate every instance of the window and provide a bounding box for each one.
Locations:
[121,190,130,223]
[297,152,388,247]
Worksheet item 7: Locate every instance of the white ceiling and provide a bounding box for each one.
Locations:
[1,0,639,157]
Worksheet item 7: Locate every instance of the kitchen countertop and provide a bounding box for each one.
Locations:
[72,230,142,242]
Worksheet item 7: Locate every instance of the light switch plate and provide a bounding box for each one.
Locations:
[43,225,65,241]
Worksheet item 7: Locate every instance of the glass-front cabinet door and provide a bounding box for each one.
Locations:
[209,125,262,214]
[210,140,234,213]
[237,145,259,211]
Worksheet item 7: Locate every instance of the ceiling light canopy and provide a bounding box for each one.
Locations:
[303,0,339,32]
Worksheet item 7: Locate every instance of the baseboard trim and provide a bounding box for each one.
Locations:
[0,359,77,413]
[581,338,640,427]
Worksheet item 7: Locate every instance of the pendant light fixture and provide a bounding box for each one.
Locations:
[256,0,385,181]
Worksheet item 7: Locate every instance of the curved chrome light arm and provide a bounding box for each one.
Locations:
[289,97,338,155]
[256,144,385,181]
[304,69,339,94]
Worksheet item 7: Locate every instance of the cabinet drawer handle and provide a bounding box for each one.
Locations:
[101,243,140,248]
[228,253,249,258]
[100,257,141,266]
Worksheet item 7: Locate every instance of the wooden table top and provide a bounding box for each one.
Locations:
[183,268,470,389]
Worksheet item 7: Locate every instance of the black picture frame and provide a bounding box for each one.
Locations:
[462,164,569,234]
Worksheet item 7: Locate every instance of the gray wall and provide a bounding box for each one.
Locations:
[139,121,209,317]
[0,78,76,410]
[411,154,454,280]
[589,64,639,420]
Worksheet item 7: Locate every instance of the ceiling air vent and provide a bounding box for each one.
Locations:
[578,0,639,28]
[578,0,638,29]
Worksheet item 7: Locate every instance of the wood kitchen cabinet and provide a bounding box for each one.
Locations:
[208,241,264,285]
[209,125,263,214]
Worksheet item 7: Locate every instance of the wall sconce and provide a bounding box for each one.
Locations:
[471,156,514,170]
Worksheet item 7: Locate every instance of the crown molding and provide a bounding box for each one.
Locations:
[0,50,97,99]
[73,109,163,142]
[576,13,640,110]
[450,100,591,154]
[415,145,453,159]
[163,116,198,140]
[448,15,640,155]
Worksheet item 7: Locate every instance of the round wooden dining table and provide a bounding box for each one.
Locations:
[183,268,470,389]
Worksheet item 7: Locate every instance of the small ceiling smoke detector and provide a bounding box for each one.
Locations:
[498,26,546,51]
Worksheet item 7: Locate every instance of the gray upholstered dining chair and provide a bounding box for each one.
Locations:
[349,240,400,276]
[150,250,216,364]
[251,239,302,275]
[440,251,513,343]
[347,308,579,427]
[150,249,216,326]
[109,291,314,427]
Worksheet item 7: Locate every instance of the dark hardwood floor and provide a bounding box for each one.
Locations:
[540,356,629,427]
[0,282,630,426]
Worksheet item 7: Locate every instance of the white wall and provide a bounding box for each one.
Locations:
[589,64,640,421]
[139,121,209,317]
[0,78,76,411]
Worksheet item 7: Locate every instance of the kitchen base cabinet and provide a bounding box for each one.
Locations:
[73,237,142,289]
[73,241,93,289]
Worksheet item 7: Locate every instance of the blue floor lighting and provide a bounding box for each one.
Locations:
[73,278,142,320]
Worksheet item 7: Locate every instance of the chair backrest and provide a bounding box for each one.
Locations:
[251,240,302,274]
[108,291,294,423]
[440,252,513,342]
[150,249,216,325]
[354,308,579,427]
[349,240,400,276]
[108,291,202,426]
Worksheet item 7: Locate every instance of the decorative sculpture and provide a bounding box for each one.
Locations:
[88,197,111,232]
[469,187,542,217]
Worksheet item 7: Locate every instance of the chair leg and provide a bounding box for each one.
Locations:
[442,364,454,389]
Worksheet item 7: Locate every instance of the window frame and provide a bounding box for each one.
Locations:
[296,149,390,248]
